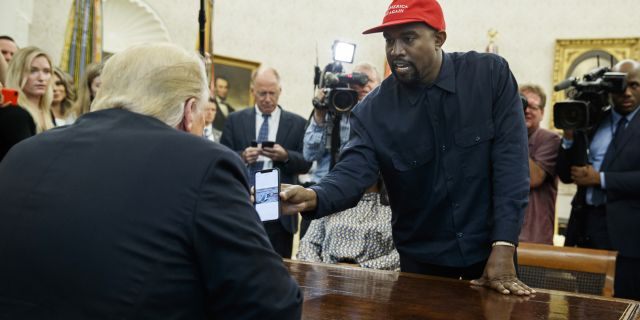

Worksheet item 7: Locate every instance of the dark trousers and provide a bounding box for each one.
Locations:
[566,205,612,250]
[263,220,293,259]
[614,255,640,301]
[400,255,487,280]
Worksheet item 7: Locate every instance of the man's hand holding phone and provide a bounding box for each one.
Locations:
[242,146,261,165]
[279,184,317,215]
[260,142,288,162]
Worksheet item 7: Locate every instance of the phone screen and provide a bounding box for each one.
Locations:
[254,168,280,221]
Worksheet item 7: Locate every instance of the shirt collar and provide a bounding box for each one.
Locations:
[432,50,456,94]
[255,105,281,119]
[396,51,456,106]
[611,104,640,124]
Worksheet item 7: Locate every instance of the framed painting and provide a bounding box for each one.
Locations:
[212,55,260,109]
[550,37,640,129]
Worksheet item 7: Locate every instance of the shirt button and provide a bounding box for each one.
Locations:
[453,203,460,209]
[411,160,417,166]
[441,145,446,151]
[456,232,464,238]
[475,136,481,142]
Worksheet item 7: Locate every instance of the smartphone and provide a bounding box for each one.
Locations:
[1,88,19,105]
[254,168,280,221]
[261,141,275,148]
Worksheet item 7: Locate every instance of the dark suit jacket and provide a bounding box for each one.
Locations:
[220,106,311,234]
[0,109,302,319]
[0,105,35,162]
[212,97,235,131]
[557,109,640,258]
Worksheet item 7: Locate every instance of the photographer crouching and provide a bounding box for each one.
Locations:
[556,59,640,300]
[300,62,381,237]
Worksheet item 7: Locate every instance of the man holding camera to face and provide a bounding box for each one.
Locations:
[557,59,640,300]
[303,62,381,182]
[300,63,381,237]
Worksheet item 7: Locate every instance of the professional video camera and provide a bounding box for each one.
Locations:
[311,41,367,113]
[553,67,627,130]
[312,62,368,113]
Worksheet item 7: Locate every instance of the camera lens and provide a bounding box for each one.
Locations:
[332,91,355,112]
[554,101,589,129]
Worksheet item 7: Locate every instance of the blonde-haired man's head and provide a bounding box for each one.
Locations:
[92,43,209,130]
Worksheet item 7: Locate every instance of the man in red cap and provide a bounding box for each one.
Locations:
[280,0,533,296]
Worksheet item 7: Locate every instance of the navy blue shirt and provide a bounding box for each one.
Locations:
[308,51,529,267]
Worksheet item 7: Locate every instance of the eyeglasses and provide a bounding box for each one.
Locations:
[525,104,542,111]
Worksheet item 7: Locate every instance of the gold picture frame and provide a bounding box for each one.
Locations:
[213,55,261,109]
[550,37,640,129]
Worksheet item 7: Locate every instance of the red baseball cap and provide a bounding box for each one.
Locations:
[362,0,446,34]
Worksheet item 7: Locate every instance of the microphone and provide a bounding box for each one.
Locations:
[324,73,340,86]
[554,78,576,92]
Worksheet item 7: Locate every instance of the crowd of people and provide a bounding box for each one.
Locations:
[0,0,638,317]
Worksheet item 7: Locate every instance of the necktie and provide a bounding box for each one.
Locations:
[249,114,271,186]
[611,117,628,148]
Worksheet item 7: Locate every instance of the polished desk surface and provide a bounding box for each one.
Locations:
[285,260,640,320]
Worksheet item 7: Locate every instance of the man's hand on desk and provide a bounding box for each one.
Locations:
[471,245,535,296]
[279,184,317,215]
[471,285,531,320]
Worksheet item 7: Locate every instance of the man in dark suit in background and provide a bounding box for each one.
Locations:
[221,67,311,258]
[0,43,302,319]
[558,59,640,300]
[212,76,235,131]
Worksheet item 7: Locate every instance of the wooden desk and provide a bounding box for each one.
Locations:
[285,260,640,320]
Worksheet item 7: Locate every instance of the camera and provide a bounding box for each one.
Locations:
[520,94,528,111]
[312,62,368,113]
[553,67,627,130]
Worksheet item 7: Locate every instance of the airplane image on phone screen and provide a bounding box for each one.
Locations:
[254,168,280,221]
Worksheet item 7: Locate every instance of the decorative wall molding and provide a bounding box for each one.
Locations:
[103,0,171,53]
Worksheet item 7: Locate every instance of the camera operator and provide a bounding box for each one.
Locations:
[300,63,381,237]
[557,59,640,300]
[303,62,381,182]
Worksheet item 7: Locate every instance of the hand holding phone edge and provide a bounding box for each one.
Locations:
[278,184,318,215]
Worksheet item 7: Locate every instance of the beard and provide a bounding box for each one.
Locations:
[389,59,422,86]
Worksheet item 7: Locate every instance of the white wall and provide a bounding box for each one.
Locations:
[0,0,34,46]
[4,0,640,234]
[7,0,639,119]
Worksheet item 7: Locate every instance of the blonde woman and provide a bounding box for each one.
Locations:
[51,67,77,126]
[73,62,103,117]
[5,46,54,133]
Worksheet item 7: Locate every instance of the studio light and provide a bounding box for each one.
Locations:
[332,40,356,63]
